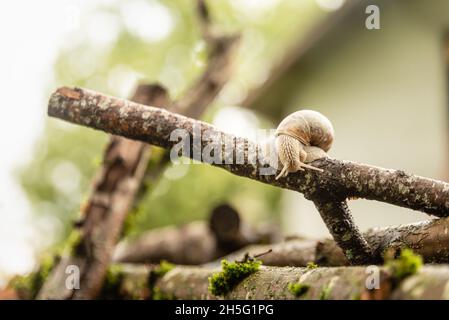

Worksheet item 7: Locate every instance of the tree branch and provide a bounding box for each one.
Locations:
[39,0,241,300]
[38,85,170,300]
[39,1,239,299]
[134,1,240,202]
[172,1,240,119]
[104,264,449,300]
[213,217,449,267]
[47,86,449,220]
[47,86,449,264]
[111,215,449,268]
[113,204,277,265]
[313,198,373,264]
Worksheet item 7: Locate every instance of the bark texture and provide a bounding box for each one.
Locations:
[47,87,449,218]
[47,86,449,264]
[113,204,278,265]
[112,216,449,268]
[213,217,449,267]
[313,198,373,264]
[107,264,449,300]
[39,0,240,299]
[38,85,170,300]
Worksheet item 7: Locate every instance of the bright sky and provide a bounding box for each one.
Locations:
[0,0,91,286]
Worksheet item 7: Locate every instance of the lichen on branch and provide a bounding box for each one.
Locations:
[109,263,449,300]
[47,86,449,265]
[384,248,423,281]
[47,86,449,218]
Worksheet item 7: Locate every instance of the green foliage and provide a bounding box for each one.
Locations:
[344,249,354,261]
[128,164,281,236]
[288,282,309,297]
[11,255,55,299]
[152,287,174,300]
[18,0,324,251]
[208,259,261,296]
[319,283,332,300]
[100,265,125,299]
[62,230,83,256]
[306,262,318,269]
[385,248,423,281]
[153,260,174,278]
[351,292,362,300]
[105,265,124,287]
[148,260,176,300]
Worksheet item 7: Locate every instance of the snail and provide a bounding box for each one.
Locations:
[274,110,334,180]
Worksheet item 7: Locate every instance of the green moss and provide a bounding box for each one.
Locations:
[149,260,176,300]
[208,259,261,296]
[288,282,310,297]
[121,209,139,238]
[152,287,174,300]
[385,248,423,281]
[319,283,332,300]
[153,260,175,278]
[306,262,318,269]
[351,292,361,300]
[12,255,55,299]
[345,249,354,261]
[100,265,125,299]
[63,230,83,256]
[106,265,124,286]
[342,232,352,242]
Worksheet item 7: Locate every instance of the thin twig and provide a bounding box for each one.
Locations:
[313,198,373,264]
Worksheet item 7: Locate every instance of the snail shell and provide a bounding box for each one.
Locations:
[274,110,334,179]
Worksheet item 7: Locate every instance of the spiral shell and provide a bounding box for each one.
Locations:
[275,110,334,152]
[274,110,334,179]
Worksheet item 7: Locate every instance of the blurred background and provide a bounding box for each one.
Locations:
[1,0,449,285]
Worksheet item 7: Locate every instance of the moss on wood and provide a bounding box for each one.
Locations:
[153,260,174,278]
[208,259,261,296]
[385,248,423,281]
[288,282,310,297]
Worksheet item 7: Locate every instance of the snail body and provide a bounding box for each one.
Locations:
[275,110,334,180]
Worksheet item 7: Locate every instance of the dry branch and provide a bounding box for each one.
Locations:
[38,85,170,300]
[134,0,240,201]
[47,87,449,265]
[47,87,449,219]
[113,204,278,265]
[173,1,240,119]
[132,29,239,200]
[39,0,240,300]
[47,86,449,264]
[112,216,449,268]
[313,198,372,264]
[106,264,449,300]
[211,217,449,267]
